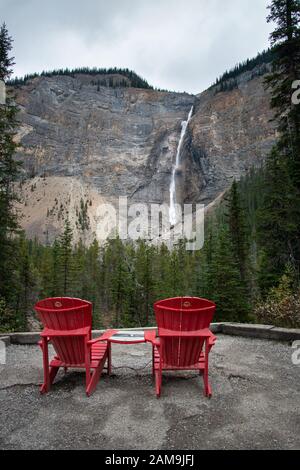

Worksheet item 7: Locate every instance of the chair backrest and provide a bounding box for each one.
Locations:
[154,297,216,367]
[34,297,92,365]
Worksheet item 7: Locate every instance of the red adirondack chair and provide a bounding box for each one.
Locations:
[34,297,114,396]
[145,297,217,398]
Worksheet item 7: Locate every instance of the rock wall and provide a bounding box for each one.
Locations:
[186,70,276,205]
[12,67,276,243]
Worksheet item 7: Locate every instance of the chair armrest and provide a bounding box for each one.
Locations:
[209,333,217,346]
[38,337,50,345]
[144,330,160,347]
[87,329,118,346]
[40,326,91,338]
[144,330,156,342]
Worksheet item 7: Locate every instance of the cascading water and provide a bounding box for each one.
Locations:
[169,106,194,226]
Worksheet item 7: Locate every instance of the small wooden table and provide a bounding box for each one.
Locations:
[108,330,146,345]
[106,330,147,374]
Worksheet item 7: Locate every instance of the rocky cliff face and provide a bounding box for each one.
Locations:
[185,67,277,205]
[12,67,276,243]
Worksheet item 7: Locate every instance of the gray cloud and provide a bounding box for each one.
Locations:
[1,0,273,94]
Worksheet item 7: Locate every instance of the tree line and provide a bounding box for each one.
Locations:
[8,66,153,90]
[0,207,253,332]
[213,49,274,93]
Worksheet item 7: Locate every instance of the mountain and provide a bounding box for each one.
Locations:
[12,62,276,244]
[189,62,276,205]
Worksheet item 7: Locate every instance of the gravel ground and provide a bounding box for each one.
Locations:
[0,335,299,450]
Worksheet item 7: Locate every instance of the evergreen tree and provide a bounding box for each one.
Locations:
[153,243,173,300]
[121,242,140,327]
[85,239,102,327]
[0,23,15,81]
[57,219,74,295]
[258,0,300,288]
[209,227,249,322]
[257,148,296,292]
[50,239,60,296]
[0,23,21,303]
[15,234,40,327]
[135,240,154,325]
[190,248,205,298]
[72,238,86,297]
[39,245,53,298]
[105,237,131,326]
[266,0,300,141]
[267,0,300,198]
[202,223,217,299]
[227,180,249,283]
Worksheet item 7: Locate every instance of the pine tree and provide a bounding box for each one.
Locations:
[85,239,102,328]
[209,227,249,322]
[57,219,74,295]
[257,1,300,292]
[0,23,15,81]
[266,0,300,140]
[72,238,86,298]
[202,222,217,299]
[190,248,205,298]
[153,243,173,300]
[167,241,187,298]
[268,0,300,189]
[0,23,21,304]
[121,242,140,327]
[135,240,154,325]
[50,239,60,296]
[105,237,131,327]
[15,234,40,328]
[39,245,53,298]
[258,148,297,291]
[227,180,249,283]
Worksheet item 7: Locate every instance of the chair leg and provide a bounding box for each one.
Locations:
[49,366,59,385]
[205,382,212,398]
[203,366,212,397]
[86,355,106,396]
[40,366,59,393]
[85,367,92,390]
[152,346,155,378]
[203,339,212,398]
[107,342,112,376]
[155,369,162,398]
[40,383,48,394]
[40,337,50,394]
[86,367,100,397]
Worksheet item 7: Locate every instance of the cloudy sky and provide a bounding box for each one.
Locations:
[1,0,273,94]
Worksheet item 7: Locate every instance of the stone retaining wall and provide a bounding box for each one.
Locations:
[1,323,300,345]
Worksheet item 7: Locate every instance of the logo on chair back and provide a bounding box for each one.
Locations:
[183,301,192,308]
[54,301,63,308]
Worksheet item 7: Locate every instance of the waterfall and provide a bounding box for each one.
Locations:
[169,106,194,226]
